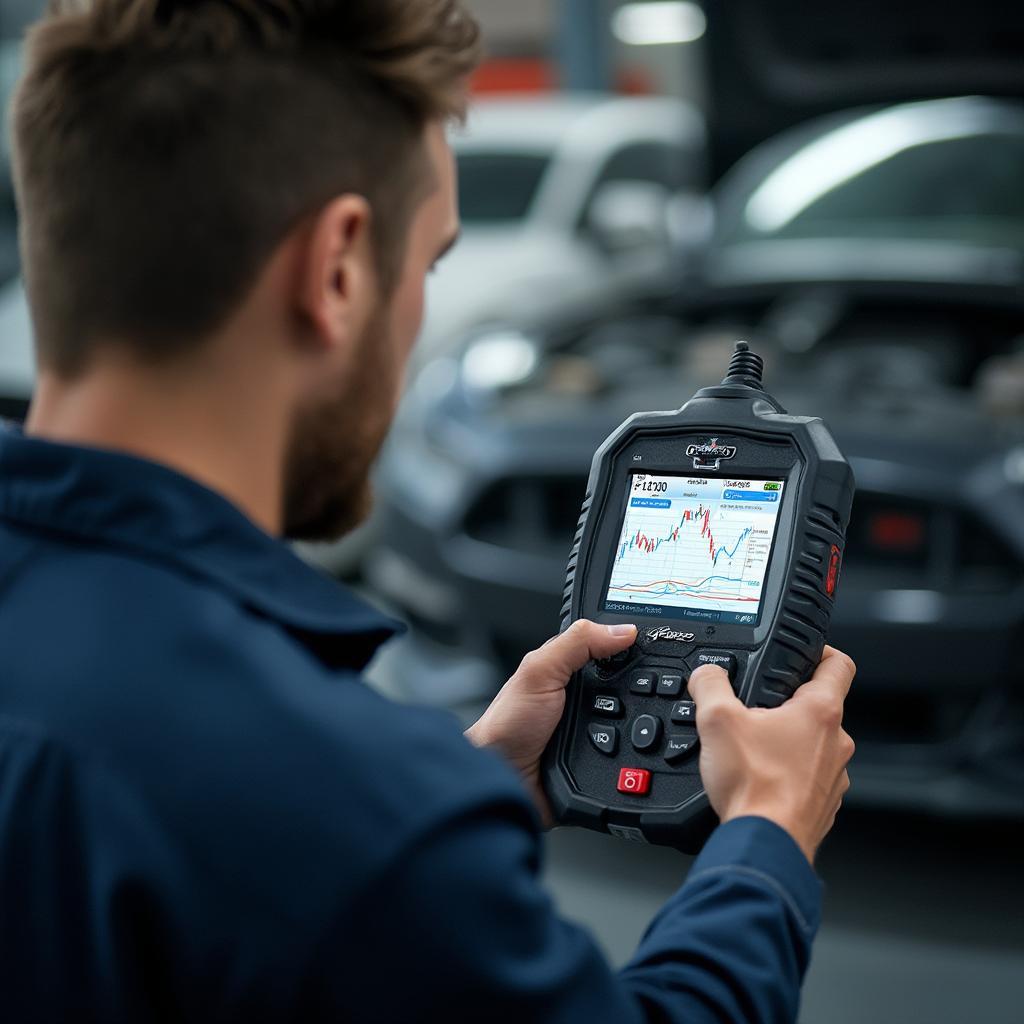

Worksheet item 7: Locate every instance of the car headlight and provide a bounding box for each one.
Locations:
[460,328,539,393]
[1005,447,1024,486]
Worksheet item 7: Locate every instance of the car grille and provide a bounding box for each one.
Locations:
[464,474,590,555]
[846,493,1021,593]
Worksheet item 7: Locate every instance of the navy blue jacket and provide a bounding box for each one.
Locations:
[0,426,822,1022]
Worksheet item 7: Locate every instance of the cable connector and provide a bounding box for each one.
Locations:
[722,340,765,389]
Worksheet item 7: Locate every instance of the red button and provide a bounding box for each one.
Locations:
[617,767,651,796]
[826,544,842,598]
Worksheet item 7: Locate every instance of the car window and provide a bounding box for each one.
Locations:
[577,141,694,230]
[591,141,694,194]
[732,111,1024,249]
[0,1,40,286]
[455,151,551,225]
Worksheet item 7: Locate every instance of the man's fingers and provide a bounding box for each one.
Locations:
[520,620,637,685]
[791,646,856,706]
[687,665,740,724]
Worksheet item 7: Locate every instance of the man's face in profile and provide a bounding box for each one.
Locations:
[282,122,460,541]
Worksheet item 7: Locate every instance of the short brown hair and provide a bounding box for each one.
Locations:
[11,0,480,375]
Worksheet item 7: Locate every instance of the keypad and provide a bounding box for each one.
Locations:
[583,647,731,771]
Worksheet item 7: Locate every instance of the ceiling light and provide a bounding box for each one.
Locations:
[612,2,706,47]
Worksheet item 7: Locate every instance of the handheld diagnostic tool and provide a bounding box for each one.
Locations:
[542,342,855,850]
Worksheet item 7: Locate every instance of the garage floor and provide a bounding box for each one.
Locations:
[543,812,1024,1024]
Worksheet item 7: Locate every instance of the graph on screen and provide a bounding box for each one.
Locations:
[604,474,785,625]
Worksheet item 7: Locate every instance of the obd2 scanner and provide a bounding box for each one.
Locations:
[542,342,855,851]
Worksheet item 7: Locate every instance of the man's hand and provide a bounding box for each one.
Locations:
[687,646,857,865]
[465,620,637,825]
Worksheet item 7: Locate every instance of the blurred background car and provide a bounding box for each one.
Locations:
[0,2,24,283]
[419,92,708,364]
[0,0,34,419]
[371,93,1024,822]
[365,5,1024,1010]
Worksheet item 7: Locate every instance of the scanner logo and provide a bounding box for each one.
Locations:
[687,438,737,471]
[645,626,697,644]
[686,438,737,461]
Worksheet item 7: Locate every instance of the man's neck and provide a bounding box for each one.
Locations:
[26,352,292,537]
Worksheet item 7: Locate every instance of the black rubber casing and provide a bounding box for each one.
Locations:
[541,382,855,851]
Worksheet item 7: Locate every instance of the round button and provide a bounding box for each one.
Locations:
[631,714,661,752]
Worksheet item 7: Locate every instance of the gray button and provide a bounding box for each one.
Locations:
[588,723,618,755]
[664,733,700,764]
[631,714,661,752]
[629,671,656,695]
[670,700,697,725]
[657,672,685,697]
[694,650,738,679]
[592,694,623,718]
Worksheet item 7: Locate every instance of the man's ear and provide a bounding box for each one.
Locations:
[296,194,375,351]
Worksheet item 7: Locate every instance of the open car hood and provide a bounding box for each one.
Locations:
[704,0,1024,178]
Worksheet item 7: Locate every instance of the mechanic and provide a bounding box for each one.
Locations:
[0,1,856,1021]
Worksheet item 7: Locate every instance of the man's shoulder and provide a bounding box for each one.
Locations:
[1,522,337,688]
[0,524,536,920]
[8,531,523,808]
[0,534,310,728]
[0,518,260,638]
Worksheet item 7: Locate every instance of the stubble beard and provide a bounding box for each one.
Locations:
[281,304,396,542]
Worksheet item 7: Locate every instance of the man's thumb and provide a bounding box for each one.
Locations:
[687,665,738,717]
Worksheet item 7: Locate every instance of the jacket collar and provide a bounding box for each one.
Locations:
[0,425,403,671]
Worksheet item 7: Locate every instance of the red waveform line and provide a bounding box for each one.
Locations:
[699,506,713,559]
[629,504,717,560]
[623,501,755,569]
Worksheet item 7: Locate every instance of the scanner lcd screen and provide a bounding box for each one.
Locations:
[604,473,785,626]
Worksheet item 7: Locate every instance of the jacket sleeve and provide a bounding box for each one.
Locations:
[621,816,822,1024]
[318,804,821,1024]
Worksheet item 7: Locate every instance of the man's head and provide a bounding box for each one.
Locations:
[12,0,477,537]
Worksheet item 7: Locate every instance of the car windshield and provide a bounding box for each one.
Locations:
[727,99,1024,249]
[456,150,550,225]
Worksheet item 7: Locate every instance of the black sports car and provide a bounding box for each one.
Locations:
[371,59,1024,817]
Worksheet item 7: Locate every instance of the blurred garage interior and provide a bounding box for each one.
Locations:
[2,2,1023,1022]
